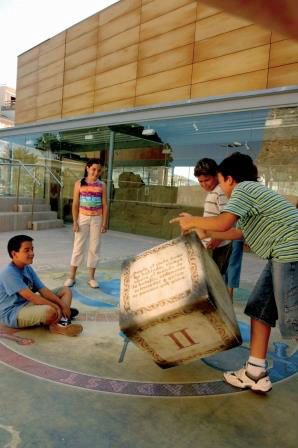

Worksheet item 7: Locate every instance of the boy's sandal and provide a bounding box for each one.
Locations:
[64,278,75,287]
[88,279,99,288]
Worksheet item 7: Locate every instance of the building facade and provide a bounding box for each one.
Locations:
[0,0,297,237]
[15,0,298,125]
[0,85,16,128]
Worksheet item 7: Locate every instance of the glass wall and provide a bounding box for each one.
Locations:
[0,105,297,237]
[108,106,298,238]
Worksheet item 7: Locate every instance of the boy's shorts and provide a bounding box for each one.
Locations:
[245,260,298,339]
[224,240,244,288]
[16,287,63,328]
[209,243,232,275]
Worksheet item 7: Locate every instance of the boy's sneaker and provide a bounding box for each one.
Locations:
[223,363,272,393]
[70,308,79,319]
[49,322,83,337]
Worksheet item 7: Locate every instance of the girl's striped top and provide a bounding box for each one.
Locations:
[79,180,104,216]
[223,181,298,262]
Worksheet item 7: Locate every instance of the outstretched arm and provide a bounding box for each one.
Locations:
[170,212,238,232]
[197,228,243,241]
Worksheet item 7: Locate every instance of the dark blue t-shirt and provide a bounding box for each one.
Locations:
[0,263,45,328]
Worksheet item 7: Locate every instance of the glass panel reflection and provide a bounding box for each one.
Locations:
[0,106,297,237]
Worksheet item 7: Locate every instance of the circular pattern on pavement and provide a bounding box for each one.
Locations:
[0,272,297,397]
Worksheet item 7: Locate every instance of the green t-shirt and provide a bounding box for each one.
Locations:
[223,181,298,262]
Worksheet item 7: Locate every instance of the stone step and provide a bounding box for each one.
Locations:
[31,219,64,231]
[0,211,58,232]
[0,196,46,212]
[14,204,51,212]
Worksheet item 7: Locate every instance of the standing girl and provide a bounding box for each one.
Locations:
[65,159,107,288]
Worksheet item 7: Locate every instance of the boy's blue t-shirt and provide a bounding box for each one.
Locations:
[0,263,45,328]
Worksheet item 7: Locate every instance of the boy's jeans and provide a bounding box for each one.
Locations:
[245,259,298,338]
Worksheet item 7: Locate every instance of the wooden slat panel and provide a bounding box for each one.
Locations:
[192,45,270,83]
[142,0,153,4]
[38,73,64,95]
[197,3,220,20]
[15,109,37,125]
[140,3,197,41]
[38,60,64,82]
[269,40,298,67]
[62,107,94,118]
[195,25,271,62]
[18,47,39,67]
[63,77,95,99]
[195,12,252,41]
[94,80,136,105]
[136,85,190,106]
[62,92,95,114]
[64,60,97,85]
[99,9,141,41]
[38,45,65,69]
[138,44,194,77]
[271,31,288,43]
[96,44,138,73]
[100,0,141,25]
[39,32,66,55]
[66,14,99,42]
[139,23,195,59]
[17,71,38,89]
[37,101,62,120]
[37,87,63,107]
[36,114,61,123]
[268,63,298,88]
[17,84,38,102]
[66,29,98,56]
[98,26,140,57]
[95,62,137,89]
[136,65,192,96]
[64,45,97,71]
[191,70,267,99]
[141,0,194,24]
[17,59,38,78]
[15,96,37,112]
[94,98,135,113]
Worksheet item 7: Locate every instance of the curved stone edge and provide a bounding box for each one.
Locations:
[0,342,241,397]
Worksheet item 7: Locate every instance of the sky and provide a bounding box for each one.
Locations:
[0,0,118,88]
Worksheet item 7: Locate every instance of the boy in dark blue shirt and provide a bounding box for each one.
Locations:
[0,235,82,337]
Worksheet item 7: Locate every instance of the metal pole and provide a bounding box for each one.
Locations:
[58,166,64,221]
[16,165,21,211]
[31,179,36,230]
[106,131,115,226]
[8,143,13,196]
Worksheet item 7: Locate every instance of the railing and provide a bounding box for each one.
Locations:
[1,100,16,111]
[0,158,65,226]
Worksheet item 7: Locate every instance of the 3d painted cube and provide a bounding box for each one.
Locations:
[120,232,242,368]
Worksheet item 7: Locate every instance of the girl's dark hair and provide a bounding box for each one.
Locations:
[218,152,258,182]
[194,158,218,177]
[81,158,102,186]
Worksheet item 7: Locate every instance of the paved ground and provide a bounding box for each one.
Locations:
[0,227,297,448]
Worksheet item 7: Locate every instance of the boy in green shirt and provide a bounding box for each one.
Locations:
[171,152,298,393]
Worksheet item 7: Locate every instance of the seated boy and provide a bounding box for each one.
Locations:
[194,158,232,274]
[0,235,83,337]
[171,152,298,393]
